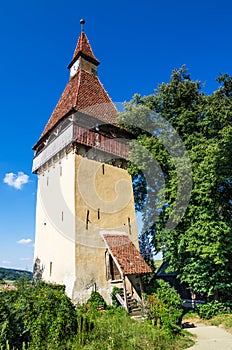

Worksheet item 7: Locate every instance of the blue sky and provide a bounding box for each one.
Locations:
[1,0,232,271]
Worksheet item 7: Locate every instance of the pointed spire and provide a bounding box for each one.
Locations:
[35,21,117,144]
[68,20,100,69]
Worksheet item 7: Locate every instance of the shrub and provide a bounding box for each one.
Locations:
[143,280,183,335]
[75,307,95,346]
[197,300,232,319]
[110,286,122,307]
[0,281,77,350]
[86,291,106,310]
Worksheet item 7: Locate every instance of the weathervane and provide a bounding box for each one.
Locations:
[80,19,85,33]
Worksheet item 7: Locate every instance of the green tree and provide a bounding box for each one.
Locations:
[118,66,232,301]
[0,281,77,349]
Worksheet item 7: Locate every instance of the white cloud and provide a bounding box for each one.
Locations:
[3,171,29,190]
[2,260,11,264]
[20,257,31,261]
[17,238,32,245]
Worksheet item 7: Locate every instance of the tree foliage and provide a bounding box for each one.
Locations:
[143,280,183,334]
[118,66,232,301]
[0,281,193,349]
[0,280,77,349]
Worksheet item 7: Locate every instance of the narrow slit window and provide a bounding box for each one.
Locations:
[60,166,62,176]
[50,262,52,277]
[86,210,90,230]
[102,164,105,175]
[98,208,100,220]
[62,211,64,222]
[47,177,49,186]
[128,217,132,235]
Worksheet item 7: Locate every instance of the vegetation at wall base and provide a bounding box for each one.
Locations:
[143,280,183,336]
[110,286,122,307]
[0,280,194,350]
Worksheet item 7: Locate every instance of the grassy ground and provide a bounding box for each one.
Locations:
[207,314,232,334]
[182,310,232,334]
[71,310,194,350]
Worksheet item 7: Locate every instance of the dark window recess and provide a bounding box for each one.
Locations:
[62,211,64,221]
[47,177,49,186]
[50,262,52,277]
[86,209,90,230]
[91,68,97,76]
[60,166,62,176]
[98,208,100,220]
[128,217,132,235]
[102,164,105,175]
[109,255,121,280]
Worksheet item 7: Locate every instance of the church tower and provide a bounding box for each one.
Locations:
[33,20,151,307]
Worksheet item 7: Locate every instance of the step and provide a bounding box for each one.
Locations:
[130,310,143,317]
[130,315,146,321]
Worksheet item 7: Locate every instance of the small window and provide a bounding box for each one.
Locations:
[60,166,62,176]
[47,177,49,186]
[62,211,64,221]
[128,217,132,235]
[102,164,105,175]
[86,210,90,230]
[91,67,97,76]
[50,262,53,277]
[98,208,100,220]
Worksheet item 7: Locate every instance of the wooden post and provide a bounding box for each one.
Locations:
[139,275,145,312]
[122,275,128,312]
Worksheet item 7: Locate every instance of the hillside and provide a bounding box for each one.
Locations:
[0,267,33,282]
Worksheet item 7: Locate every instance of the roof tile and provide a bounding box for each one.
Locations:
[40,69,118,139]
[72,32,99,64]
[103,234,152,275]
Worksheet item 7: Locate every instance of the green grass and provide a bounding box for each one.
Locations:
[208,314,232,334]
[182,310,199,321]
[69,309,194,350]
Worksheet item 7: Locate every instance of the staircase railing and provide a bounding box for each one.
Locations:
[115,293,126,308]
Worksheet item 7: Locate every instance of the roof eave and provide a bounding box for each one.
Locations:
[32,108,76,150]
[67,52,100,69]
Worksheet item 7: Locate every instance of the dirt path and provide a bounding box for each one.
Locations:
[184,321,232,350]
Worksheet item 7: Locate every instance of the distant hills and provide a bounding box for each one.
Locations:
[0,267,33,282]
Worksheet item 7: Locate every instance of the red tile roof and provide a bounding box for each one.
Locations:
[102,234,152,275]
[71,32,99,65]
[40,68,118,139]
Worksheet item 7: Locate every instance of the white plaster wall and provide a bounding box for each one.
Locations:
[34,152,76,299]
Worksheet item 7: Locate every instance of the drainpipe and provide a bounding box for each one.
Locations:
[122,275,128,312]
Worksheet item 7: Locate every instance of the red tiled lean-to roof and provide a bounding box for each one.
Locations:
[102,234,152,275]
[40,69,118,138]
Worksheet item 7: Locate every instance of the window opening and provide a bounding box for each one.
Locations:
[86,209,90,230]
[109,255,121,280]
[128,217,132,235]
[50,262,53,277]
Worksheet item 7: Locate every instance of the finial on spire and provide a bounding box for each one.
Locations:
[80,19,85,33]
